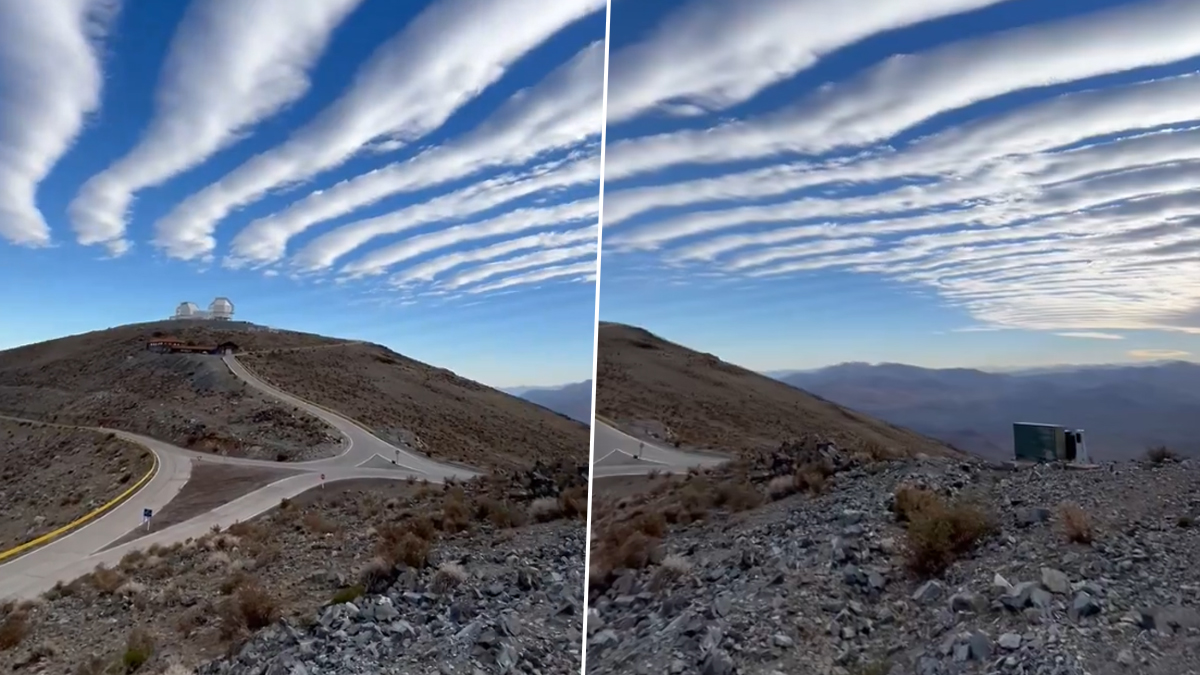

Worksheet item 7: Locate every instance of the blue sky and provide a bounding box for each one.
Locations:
[599,0,1200,374]
[0,0,604,389]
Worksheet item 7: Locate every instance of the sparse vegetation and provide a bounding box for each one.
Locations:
[330,585,365,604]
[898,487,995,577]
[121,628,154,674]
[0,611,28,651]
[1146,445,1179,464]
[1059,502,1094,543]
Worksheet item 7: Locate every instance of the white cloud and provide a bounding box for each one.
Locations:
[291,154,599,272]
[153,0,604,260]
[440,241,596,290]
[228,38,605,265]
[605,0,1200,182]
[463,259,595,294]
[1054,332,1125,340]
[349,199,597,279]
[0,0,117,246]
[390,224,596,286]
[68,0,362,256]
[605,0,1007,124]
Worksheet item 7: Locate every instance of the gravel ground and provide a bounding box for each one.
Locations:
[586,452,1200,675]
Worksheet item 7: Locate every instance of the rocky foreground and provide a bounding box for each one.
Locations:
[586,453,1200,675]
[199,523,586,675]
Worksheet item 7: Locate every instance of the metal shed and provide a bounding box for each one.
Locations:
[1013,422,1089,463]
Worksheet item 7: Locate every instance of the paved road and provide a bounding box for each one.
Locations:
[0,354,479,601]
[591,420,727,478]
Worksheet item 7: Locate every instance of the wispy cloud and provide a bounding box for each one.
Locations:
[153,0,604,261]
[601,0,1200,338]
[69,0,362,256]
[1128,349,1191,360]
[0,0,118,247]
[1055,332,1125,340]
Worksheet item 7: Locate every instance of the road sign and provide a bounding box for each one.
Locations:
[320,473,325,489]
[142,508,153,530]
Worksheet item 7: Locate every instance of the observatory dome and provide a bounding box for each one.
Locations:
[209,297,234,320]
[174,301,201,319]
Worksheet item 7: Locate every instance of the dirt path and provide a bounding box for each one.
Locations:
[102,463,300,550]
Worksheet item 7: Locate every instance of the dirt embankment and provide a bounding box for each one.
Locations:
[0,321,348,462]
[239,343,590,472]
[0,418,154,551]
[594,321,958,460]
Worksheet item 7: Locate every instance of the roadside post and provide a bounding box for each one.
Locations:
[320,473,325,489]
[142,508,153,531]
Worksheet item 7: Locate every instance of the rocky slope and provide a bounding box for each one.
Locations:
[0,321,344,461]
[594,322,957,460]
[586,453,1200,675]
[239,342,590,471]
[0,417,153,551]
[0,471,587,674]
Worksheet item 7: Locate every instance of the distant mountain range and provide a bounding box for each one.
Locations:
[509,380,593,425]
[782,361,1200,461]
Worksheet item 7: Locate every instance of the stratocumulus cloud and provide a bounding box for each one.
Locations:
[601,0,1200,337]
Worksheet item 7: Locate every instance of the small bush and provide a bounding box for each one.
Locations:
[479,499,526,529]
[302,512,338,535]
[432,563,467,593]
[767,475,795,500]
[892,485,940,522]
[122,628,154,673]
[1146,446,1179,464]
[558,485,588,518]
[379,531,430,569]
[902,495,995,577]
[235,584,279,631]
[529,497,563,522]
[792,465,827,494]
[1059,503,1094,544]
[89,565,125,595]
[649,554,692,591]
[357,556,394,593]
[0,611,28,651]
[331,585,365,604]
[1178,515,1194,529]
[442,495,472,533]
[714,480,764,512]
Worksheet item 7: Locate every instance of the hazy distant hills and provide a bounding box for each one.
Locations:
[782,361,1200,461]
[511,380,593,424]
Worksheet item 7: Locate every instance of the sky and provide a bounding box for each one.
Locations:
[598,0,1200,374]
[0,0,605,389]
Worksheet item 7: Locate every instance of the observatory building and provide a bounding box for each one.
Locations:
[171,297,235,321]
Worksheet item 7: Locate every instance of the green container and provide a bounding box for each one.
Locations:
[1013,423,1065,462]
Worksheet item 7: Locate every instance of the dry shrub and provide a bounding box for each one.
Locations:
[902,494,995,577]
[1059,503,1094,544]
[122,627,154,673]
[649,554,692,591]
[0,611,28,651]
[432,562,467,593]
[892,485,940,522]
[478,499,526,529]
[220,584,279,638]
[226,521,267,541]
[631,511,667,538]
[89,565,125,595]
[715,480,764,512]
[558,485,588,518]
[405,515,439,541]
[793,463,828,494]
[357,557,394,593]
[302,511,338,535]
[377,524,432,569]
[441,493,471,533]
[330,585,365,604]
[529,497,563,522]
[768,475,795,500]
[219,570,251,595]
[1146,445,1178,464]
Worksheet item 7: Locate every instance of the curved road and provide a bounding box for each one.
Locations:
[591,420,727,478]
[0,354,479,601]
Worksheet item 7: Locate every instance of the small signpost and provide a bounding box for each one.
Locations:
[142,508,153,531]
[320,473,325,489]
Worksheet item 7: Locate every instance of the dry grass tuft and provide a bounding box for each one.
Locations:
[0,610,28,651]
[219,583,279,639]
[122,627,154,673]
[1146,445,1179,464]
[1059,502,1094,544]
[432,562,468,594]
[899,489,995,577]
[88,565,125,595]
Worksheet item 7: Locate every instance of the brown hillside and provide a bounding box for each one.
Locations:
[0,320,588,471]
[595,322,958,459]
[239,342,590,470]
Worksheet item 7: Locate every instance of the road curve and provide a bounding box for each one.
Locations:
[591,420,727,478]
[0,354,479,601]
